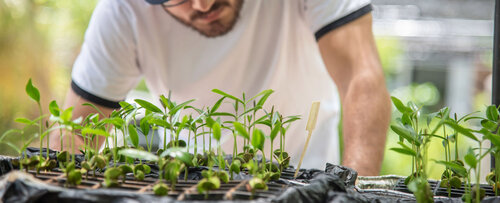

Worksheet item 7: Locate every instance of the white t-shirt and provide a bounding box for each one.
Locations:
[71,0,372,170]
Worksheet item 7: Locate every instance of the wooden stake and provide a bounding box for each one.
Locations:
[294,102,320,179]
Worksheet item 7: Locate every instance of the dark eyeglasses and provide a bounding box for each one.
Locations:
[163,0,189,7]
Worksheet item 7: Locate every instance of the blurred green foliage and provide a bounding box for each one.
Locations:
[0,0,98,155]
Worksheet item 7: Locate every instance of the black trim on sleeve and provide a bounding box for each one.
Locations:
[315,4,373,41]
[71,80,122,109]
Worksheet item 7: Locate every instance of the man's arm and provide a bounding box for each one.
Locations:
[317,13,391,176]
[49,88,116,152]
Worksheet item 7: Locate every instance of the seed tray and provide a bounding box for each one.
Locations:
[356,175,498,199]
[23,169,294,201]
[392,178,440,194]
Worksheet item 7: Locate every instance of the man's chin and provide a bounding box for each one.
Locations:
[196,23,233,38]
[165,0,243,38]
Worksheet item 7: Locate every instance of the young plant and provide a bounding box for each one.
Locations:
[251,128,266,171]
[390,97,437,202]
[197,169,221,199]
[0,128,37,171]
[211,89,274,158]
[159,147,193,190]
[274,113,300,171]
[255,107,281,179]
[243,159,269,199]
[479,105,500,195]
[25,79,45,169]
[118,149,157,186]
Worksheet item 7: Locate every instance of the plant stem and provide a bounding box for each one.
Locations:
[60,128,63,152]
[203,128,206,153]
[164,126,167,150]
[95,135,99,158]
[38,103,43,164]
[280,129,283,160]
[123,128,127,148]
[496,151,500,196]
[46,130,50,160]
[149,130,154,152]
[194,130,198,156]
[169,117,174,147]
[269,140,273,171]
[188,130,191,153]
[233,133,237,161]
[455,130,459,160]
[71,130,75,164]
[476,143,482,203]
[261,150,266,172]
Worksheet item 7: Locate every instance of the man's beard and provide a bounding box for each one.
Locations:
[166,0,244,38]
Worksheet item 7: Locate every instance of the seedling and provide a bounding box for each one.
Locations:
[3,79,305,199]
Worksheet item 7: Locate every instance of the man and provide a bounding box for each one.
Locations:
[50,0,391,176]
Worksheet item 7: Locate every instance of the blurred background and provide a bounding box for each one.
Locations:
[0,0,495,179]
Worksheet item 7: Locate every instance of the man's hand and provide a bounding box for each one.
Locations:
[318,13,391,176]
[49,88,116,152]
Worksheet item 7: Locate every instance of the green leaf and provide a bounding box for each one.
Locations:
[239,106,262,118]
[15,117,34,125]
[49,100,60,116]
[251,128,265,151]
[25,79,40,103]
[61,107,74,123]
[390,147,416,157]
[391,96,411,113]
[119,148,158,162]
[210,112,236,118]
[256,119,272,128]
[148,118,171,128]
[480,120,497,131]
[233,122,249,140]
[197,176,221,194]
[206,117,215,128]
[249,177,267,190]
[128,124,139,148]
[82,103,105,115]
[119,101,134,110]
[135,99,163,114]
[401,114,412,126]
[170,99,195,116]
[100,117,124,128]
[283,115,301,125]
[444,120,478,141]
[390,125,421,146]
[160,147,193,166]
[270,122,281,141]
[82,127,110,138]
[140,116,151,136]
[210,97,226,113]
[483,133,500,147]
[159,95,169,109]
[487,105,499,121]
[212,122,221,141]
[211,89,243,104]
[464,149,477,169]
[255,89,274,107]
[230,159,241,174]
